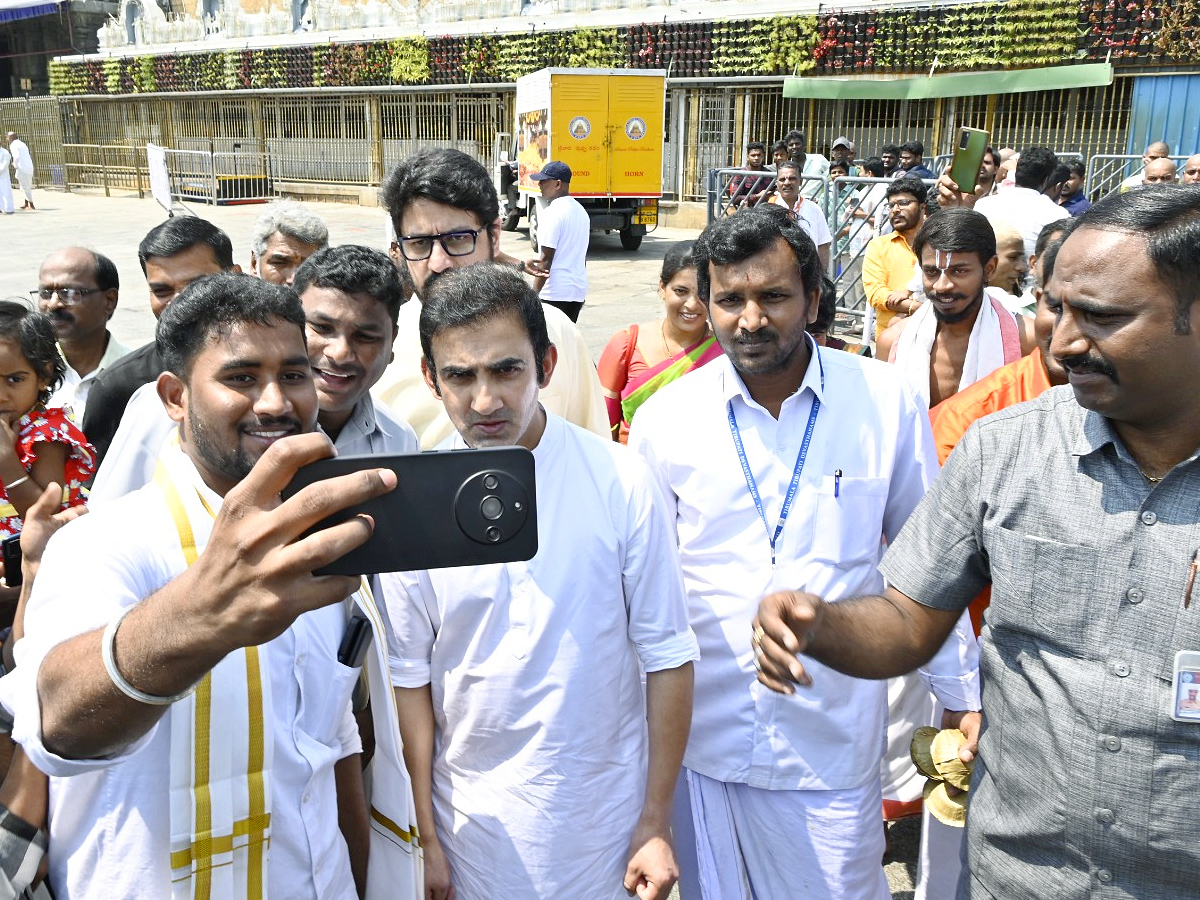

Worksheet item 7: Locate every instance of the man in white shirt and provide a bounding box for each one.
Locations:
[629,203,980,900]
[767,160,832,270]
[35,247,130,422]
[88,245,417,503]
[385,263,698,900]
[524,160,590,323]
[373,148,607,449]
[0,273,419,899]
[974,146,1069,258]
[1119,140,1170,190]
[5,133,33,210]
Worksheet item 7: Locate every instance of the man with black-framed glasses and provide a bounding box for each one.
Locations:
[373,148,607,450]
[35,247,131,423]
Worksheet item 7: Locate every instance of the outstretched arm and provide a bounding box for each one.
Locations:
[36,434,396,760]
[752,587,962,693]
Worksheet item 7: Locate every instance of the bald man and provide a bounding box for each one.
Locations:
[1121,141,1170,190]
[1181,153,1200,185]
[1142,158,1178,185]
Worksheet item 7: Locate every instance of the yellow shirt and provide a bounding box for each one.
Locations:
[862,230,917,339]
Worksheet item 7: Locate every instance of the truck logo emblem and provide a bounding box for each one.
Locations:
[625,117,646,140]
[569,117,591,140]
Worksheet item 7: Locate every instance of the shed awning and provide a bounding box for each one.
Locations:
[783,63,1114,101]
[0,0,63,24]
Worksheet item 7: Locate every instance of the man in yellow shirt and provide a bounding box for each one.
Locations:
[862,177,927,339]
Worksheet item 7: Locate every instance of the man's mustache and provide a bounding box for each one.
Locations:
[1059,353,1118,382]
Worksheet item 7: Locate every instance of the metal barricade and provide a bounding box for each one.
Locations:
[60,144,148,197]
[706,169,831,222]
[826,176,936,335]
[1086,153,1191,200]
[164,148,217,204]
[212,151,276,205]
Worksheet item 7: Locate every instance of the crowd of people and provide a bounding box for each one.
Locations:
[0,130,1196,900]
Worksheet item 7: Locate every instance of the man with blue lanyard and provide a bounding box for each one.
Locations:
[629,203,980,900]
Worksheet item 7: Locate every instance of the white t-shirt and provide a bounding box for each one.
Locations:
[974,186,1070,259]
[383,414,698,900]
[537,194,589,303]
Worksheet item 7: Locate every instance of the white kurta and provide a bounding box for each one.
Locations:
[382,414,699,900]
[0,148,13,214]
[372,298,608,449]
[0,449,362,900]
[89,388,417,505]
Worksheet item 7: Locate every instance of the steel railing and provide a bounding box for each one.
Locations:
[61,144,148,197]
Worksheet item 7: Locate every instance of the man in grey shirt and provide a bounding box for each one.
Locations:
[752,184,1200,898]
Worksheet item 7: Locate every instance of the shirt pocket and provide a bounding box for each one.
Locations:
[983,525,1098,650]
[807,476,889,570]
[300,659,360,748]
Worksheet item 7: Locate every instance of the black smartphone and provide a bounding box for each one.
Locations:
[281,447,538,576]
[947,127,989,195]
[1,535,21,588]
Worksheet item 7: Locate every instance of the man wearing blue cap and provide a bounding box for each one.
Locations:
[525,160,591,323]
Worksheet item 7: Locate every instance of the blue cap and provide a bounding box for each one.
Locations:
[531,161,572,182]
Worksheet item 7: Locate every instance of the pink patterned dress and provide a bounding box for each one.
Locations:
[0,408,95,539]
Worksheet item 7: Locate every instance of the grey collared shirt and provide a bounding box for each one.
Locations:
[881,385,1200,899]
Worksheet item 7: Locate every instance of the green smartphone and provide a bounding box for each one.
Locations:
[947,127,989,194]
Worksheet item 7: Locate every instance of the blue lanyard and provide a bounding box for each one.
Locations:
[727,346,824,568]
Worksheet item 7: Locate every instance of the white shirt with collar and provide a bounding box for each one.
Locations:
[0,446,362,900]
[383,412,698,899]
[629,344,979,791]
[48,333,131,424]
[89,387,417,506]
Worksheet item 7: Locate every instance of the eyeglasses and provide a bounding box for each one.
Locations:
[394,227,488,261]
[887,199,918,210]
[31,287,103,304]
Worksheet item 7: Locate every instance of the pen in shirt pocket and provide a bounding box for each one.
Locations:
[834,469,842,499]
[1186,548,1199,610]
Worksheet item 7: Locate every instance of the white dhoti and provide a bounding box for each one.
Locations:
[914,704,965,900]
[685,769,890,900]
[881,672,936,819]
[0,176,12,214]
[16,169,33,204]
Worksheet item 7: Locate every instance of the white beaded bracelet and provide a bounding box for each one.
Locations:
[101,605,197,706]
[5,475,29,492]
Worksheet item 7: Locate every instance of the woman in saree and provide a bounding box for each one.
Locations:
[597,240,723,443]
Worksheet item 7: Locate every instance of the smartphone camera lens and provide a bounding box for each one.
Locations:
[485,526,501,543]
[481,495,504,520]
[483,473,499,490]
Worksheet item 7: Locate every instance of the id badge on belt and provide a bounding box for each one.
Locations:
[1170,650,1200,723]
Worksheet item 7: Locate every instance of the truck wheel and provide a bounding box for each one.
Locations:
[619,227,643,251]
[528,202,540,252]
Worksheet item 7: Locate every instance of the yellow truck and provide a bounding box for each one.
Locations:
[498,67,665,251]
